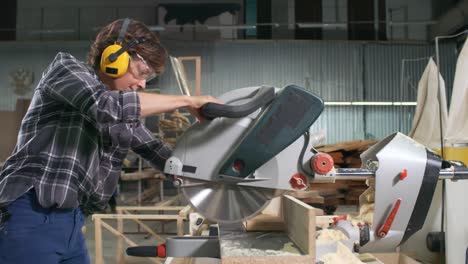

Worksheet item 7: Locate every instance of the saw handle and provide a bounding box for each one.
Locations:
[200,86,275,120]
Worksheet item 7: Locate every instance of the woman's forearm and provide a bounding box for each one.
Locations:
[138,92,193,117]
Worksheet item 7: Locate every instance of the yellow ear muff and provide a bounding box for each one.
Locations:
[100,43,130,78]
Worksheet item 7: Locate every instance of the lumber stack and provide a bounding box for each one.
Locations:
[307,181,368,214]
[309,140,377,213]
[315,139,377,168]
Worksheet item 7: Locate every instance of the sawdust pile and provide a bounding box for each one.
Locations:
[220,240,301,257]
[347,179,375,226]
[316,229,348,241]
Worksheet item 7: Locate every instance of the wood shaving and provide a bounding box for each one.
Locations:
[316,229,348,241]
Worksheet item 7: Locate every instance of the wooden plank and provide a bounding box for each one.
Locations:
[195,57,201,96]
[314,208,325,216]
[176,56,202,96]
[281,195,315,257]
[329,152,344,163]
[342,140,376,151]
[177,217,184,236]
[178,61,192,95]
[117,217,124,264]
[316,140,376,153]
[92,214,181,220]
[261,196,282,216]
[300,196,325,204]
[244,214,285,231]
[116,206,186,211]
[286,190,319,199]
[94,218,103,264]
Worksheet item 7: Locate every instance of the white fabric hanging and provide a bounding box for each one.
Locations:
[408,58,448,150]
[445,36,468,264]
[445,37,468,145]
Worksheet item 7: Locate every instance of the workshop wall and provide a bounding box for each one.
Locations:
[0,40,457,152]
[15,0,435,42]
[15,0,243,41]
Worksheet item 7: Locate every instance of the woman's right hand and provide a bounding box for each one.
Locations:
[188,96,223,120]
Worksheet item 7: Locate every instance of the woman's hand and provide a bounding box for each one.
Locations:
[187,96,223,120]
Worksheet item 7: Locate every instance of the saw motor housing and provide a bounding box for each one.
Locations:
[165,85,325,191]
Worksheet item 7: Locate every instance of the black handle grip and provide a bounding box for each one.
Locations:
[200,86,275,120]
[126,246,158,257]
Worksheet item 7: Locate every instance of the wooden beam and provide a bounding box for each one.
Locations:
[244,214,285,231]
[92,214,181,220]
[116,206,186,211]
[94,218,103,264]
[178,56,202,96]
[281,195,315,257]
[117,217,124,264]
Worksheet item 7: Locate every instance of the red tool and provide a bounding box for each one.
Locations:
[377,198,402,238]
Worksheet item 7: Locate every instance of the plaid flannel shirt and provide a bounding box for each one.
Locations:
[0,52,172,224]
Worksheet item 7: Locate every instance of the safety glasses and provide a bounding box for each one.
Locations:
[129,53,157,82]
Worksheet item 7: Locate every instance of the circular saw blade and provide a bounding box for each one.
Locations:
[178,177,283,223]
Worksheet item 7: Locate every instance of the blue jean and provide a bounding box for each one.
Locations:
[0,190,90,264]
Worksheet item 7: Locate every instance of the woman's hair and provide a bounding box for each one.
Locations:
[87,18,168,75]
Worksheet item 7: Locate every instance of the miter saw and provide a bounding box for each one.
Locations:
[127,85,468,259]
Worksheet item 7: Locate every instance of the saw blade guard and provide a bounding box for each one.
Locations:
[164,85,325,222]
[164,84,324,188]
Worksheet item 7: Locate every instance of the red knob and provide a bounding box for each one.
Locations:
[289,173,308,190]
[310,153,334,175]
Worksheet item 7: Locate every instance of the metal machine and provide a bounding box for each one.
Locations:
[165,85,325,222]
[129,85,468,259]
